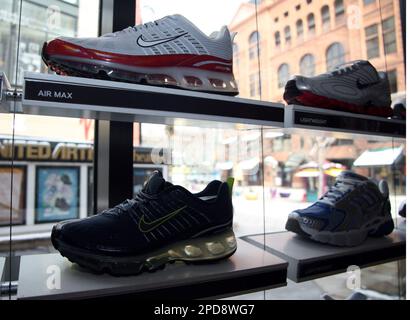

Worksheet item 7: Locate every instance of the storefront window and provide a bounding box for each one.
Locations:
[382,16,397,54]
[0,0,405,301]
[0,1,99,296]
[321,5,330,31]
[299,53,315,76]
[326,42,345,71]
[248,31,259,60]
[278,63,290,88]
[365,24,380,59]
[296,19,303,39]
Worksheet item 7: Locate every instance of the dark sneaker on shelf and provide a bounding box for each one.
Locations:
[398,200,406,218]
[284,60,393,118]
[51,171,237,276]
[286,171,394,247]
[392,96,406,120]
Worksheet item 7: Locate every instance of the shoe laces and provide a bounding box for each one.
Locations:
[105,19,161,37]
[319,180,359,203]
[102,191,151,218]
[331,61,361,76]
[132,19,160,32]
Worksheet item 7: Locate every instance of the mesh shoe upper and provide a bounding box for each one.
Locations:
[55,14,233,61]
[291,60,391,107]
[290,171,390,232]
[54,171,233,255]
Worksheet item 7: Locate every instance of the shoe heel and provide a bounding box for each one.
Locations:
[370,219,394,237]
[145,228,237,270]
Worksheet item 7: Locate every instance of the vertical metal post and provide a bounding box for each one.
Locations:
[399,0,406,70]
[94,0,136,213]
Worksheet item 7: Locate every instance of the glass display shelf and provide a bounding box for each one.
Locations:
[242,229,405,283]
[2,72,405,138]
[285,105,405,139]
[1,72,284,130]
[16,239,288,300]
[0,232,51,252]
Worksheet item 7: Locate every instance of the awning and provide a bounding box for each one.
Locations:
[353,147,404,167]
[216,161,233,170]
[295,168,344,178]
[264,132,284,139]
[239,157,260,171]
[295,168,320,178]
[241,132,260,142]
[295,162,345,178]
[285,153,305,168]
[264,156,278,167]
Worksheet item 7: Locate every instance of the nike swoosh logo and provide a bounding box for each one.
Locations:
[136,33,188,48]
[139,205,188,233]
[356,78,379,89]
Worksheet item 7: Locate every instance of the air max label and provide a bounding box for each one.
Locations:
[38,90,72,99]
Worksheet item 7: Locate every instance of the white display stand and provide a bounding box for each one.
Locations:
[17,239,288,300]
[242,230,405,282]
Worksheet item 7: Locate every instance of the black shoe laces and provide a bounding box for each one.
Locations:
[102,191,152,218]
[132,19,160,32]
[331,62,361,76]
[320,180,359,202]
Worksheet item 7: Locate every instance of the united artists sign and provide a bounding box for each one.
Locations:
[0,139,168,164]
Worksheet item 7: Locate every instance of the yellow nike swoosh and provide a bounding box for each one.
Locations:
[138,205,188,233]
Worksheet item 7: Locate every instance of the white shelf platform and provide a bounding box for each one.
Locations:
[17,238,288,300]
[242,230,405,282]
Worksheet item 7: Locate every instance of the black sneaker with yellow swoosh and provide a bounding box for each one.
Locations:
[51,171,237,276]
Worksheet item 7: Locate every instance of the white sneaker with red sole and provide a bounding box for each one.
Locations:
[42,14,238,96]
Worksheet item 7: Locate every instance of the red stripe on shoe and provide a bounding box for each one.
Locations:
[44,39,232,73]
[292,90,393,118]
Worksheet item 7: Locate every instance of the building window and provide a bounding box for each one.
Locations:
[326,42,345,70]
[363,0,375,4]
[321,5,330,31]
[307,13,315,34]
[284,11,289,17]
[296,4,301,10]
[382,17,397,54]
[296,19,304,38]
[387,69,398,93]
[249,73,261,97]
[233,43,239,66]
[334,0,345,24]
[306,0,312,4]
[284,26,291,44]
[248,31,260,60]
[278,63,290,88]
[299,54,315,76]
[275,31,281,47]
[274,17,279,23]
[365,24,379,59]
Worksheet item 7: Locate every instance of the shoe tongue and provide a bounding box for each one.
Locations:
[357,60,379,80]
[337,171,368,183]
[142,171,170,195]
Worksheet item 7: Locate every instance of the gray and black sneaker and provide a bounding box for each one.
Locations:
[284,60,393,117]
[51,171,237,276]
[286,171,394,246]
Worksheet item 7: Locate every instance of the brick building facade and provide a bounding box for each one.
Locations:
[221,0,405,194]
[230,0,405,102]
